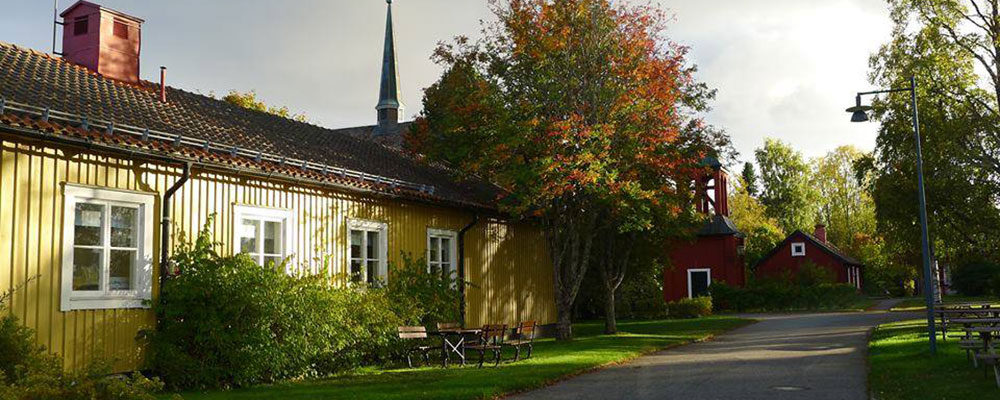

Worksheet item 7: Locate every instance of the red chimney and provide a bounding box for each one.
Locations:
[60,1,144,84]
[814,224,827,243]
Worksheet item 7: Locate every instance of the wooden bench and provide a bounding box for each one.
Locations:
[504,320,537,362]
[398,326,434,368]
[465,324,507,368]
[975,354,1000,388]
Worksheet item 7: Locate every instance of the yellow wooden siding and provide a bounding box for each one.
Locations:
[0,138,555,373]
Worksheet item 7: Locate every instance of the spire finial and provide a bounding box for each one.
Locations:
[375,0,403,135]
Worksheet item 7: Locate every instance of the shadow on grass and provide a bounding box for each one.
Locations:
[169,317,752,400]
[869,319,999,400]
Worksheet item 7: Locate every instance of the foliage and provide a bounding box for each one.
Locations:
[950,260,1000,296]
[867,0,1000,278]
[169,318,751,400]
[149,221,406,390]
[755,138,818,234]
[222,90,308,122]
[794,260,835,287]
[666,297,712,319]
[614,261,669,319]
[0,278,163,400]
[729,176,784,266]
[385,253,463,327]
[740,161,759,197]
[407,0,730,339]
[710,281,864,312]
[811,146,876,252]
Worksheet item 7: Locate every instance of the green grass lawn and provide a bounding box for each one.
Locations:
[889,295,999,312]
[164,317,751,400]
[869,319,999,399]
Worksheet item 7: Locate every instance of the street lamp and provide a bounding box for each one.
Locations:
[847,76,936,355]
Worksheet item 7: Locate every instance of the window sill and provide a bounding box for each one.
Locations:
[61,296,151,312]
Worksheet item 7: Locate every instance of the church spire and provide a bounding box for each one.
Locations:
[375,0,403,135]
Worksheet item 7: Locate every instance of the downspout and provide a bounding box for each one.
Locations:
[159,162,191,289]
[457,213,479,326]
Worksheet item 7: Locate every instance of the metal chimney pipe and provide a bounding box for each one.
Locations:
[159,66,167,103]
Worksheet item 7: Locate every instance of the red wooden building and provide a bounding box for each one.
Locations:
[664,159,746,302]
[754,225,864,289]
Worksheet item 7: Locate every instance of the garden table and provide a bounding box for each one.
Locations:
[964,325,1000,386]
[436,328,481,367]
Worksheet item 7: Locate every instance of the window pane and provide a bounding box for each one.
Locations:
[690,271,710,297]
[110,206,137,247]
[72,248,101,291]
[367,231,379,260]
[350,260,363,282]
[367,260,379,284]
[350,230,363,259]
[110,249,135,290]
[264,221,282,255]
[429,237,439,262]
[74,203,104,246]
[240,219,259,253]
[441,238,452,263]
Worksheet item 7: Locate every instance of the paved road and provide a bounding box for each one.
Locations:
[509,300,917,400]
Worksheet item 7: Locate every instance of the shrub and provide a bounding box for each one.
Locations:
[386,253,463,326]
[0,278,162,400]
[710,281,863,312]
[795,260,835,287]
[150,220,463,389]
[951,260,1000,296]
[667,297,712,319]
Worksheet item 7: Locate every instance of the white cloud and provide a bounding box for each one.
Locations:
[1,0,892,164]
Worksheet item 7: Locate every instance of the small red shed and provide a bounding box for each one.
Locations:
[754,225,864,289]
[664,159,746,302]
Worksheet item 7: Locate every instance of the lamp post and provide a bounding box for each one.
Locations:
[847,76,935,355]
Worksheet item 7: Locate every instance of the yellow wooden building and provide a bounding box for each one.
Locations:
[0,1,555,372]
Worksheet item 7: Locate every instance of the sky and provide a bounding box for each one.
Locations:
[0,0,891,165]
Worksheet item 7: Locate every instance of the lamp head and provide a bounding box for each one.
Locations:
[846,95,872,123]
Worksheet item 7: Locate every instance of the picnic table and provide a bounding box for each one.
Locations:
[935,309,1000,341]
[436,327,481,367]
[963,325,1000,387]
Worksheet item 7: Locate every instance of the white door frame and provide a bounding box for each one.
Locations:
[687,268,712,298]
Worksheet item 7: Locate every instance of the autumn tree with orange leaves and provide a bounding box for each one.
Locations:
[408,0,730,339]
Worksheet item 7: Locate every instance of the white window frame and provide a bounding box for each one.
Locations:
[427,228,458,281]
[687,268,712,299]
[791,242,806,257]
[347,219,388,285]
[61,184,154,311]
[233,205,296,271]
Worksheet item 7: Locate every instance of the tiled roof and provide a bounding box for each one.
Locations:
[0,41,501,210]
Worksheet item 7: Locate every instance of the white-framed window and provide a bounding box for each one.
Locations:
[791,242,806,257]
[348,219,388,285]
[61,184,154,311]
[687,268,711,298]
[234,205,296,269]
[427,228,458,280]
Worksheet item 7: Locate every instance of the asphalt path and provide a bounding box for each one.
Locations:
[509,300,917,400]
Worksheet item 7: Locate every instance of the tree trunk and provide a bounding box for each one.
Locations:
[603,284,617,334]
[556,301,574,339]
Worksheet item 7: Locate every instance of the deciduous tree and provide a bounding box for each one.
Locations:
[755,139,818,234]
[408,0,728,339]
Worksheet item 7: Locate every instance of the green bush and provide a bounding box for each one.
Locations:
[710,281,863,312]
[0,278,162,400]
[666,297,712,319]
[386,253,463,327]
[951,260,1000,296]
[151,220,463,389]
